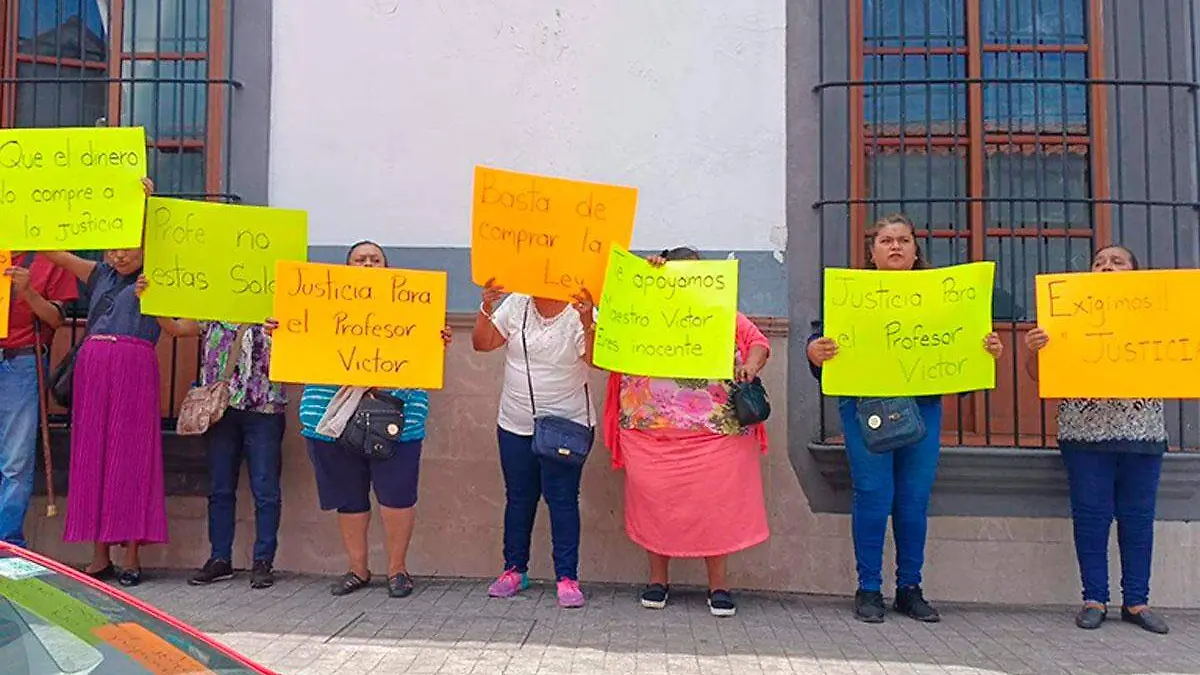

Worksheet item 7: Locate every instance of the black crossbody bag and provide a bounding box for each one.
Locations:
[520,300,594,467]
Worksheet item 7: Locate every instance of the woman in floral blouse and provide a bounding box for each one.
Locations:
[136,282,287,591]
[600,247,771,618]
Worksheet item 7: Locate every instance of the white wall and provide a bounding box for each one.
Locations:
[269,1,785,251]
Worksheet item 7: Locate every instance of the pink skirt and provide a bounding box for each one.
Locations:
[63,336,168,545]
[620,428,768,558]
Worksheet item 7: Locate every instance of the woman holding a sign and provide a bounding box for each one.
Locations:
[807,214,1004,624]
[472,277,596,609]
[266,240,451,600]
[600,247,771,618]
[44,178,166,587]
[1024,245,1170,635]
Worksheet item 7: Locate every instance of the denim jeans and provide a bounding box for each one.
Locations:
[0,355,39,548]
[206,409,285,563]
[840,398,943,593]
[497,427,583,581]
[1060,448,1163,607]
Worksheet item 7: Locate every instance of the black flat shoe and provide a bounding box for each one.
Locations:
[640,583,670,610]
[85,563,117,581]
[388,572,414,598]
[854,590,886,623]
[1075,604,1107,630]
[117,568,142,587]
[1121,606,1169,634]
[331,571,370,597]
[895,585,941,623]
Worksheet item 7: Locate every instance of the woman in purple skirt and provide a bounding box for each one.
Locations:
[45,177,166,587]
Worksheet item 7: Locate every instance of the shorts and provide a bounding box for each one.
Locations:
[305,437,422,513]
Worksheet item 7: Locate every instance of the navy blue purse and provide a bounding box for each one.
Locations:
[520,301,594,467]
[855,397,926,454]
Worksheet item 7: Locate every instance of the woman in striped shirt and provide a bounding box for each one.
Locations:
[268,241,450,599]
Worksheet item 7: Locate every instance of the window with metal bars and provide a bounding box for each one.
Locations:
[1,0,233,425]
[817,0,1200,451]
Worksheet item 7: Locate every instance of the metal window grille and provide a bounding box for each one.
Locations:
[2,0,236,423]
[816,0,1200,450]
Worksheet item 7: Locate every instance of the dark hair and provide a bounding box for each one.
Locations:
[1093,244,1140,270]
[346,240,388,266]
[865,213,928,270]
[659,246,702,261]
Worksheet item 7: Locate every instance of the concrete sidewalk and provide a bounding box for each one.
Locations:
[126,573,1200,674]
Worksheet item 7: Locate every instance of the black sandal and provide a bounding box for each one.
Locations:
[330,571,370,597]
[117,568,142,587]
[85,563,117,581]
[388,572,415,598]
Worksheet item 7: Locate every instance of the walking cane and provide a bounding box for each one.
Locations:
[33,320,58,517]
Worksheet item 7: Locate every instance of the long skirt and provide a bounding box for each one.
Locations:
[63,336,168,545]
[620,428,768,558]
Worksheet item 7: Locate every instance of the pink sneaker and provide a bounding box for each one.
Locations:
[488,568,529,598]
[557,578,586,608]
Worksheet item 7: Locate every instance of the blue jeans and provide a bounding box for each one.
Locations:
[840,398,943,593]
[206,409,285,563]
[0,355,40,548]
[497,427,583,581]
[1060,448,1163,607]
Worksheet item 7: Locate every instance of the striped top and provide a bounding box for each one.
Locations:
[299,385,429,443]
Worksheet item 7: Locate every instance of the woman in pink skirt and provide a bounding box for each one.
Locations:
[601,247,771,617]
[45,178,166,587]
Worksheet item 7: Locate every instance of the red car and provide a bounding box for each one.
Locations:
[0,542,278,674]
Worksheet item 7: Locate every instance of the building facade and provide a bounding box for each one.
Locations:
[6,1,1200,605]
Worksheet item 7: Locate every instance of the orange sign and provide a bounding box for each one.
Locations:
[93,623,215,675]
[470,166,637,301]
[269,261,448,388]
[1034,269,1200,398]
[0,250,10,338]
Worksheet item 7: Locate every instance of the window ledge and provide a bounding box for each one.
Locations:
[808,443,1200,520]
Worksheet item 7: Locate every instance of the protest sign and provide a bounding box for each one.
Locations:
[0,127,147,250]
[592,246,738,379]
[0,250,11,338]
[269,261,447,388]
[1034,268,1200,398]
[471,166,637,301]
[140,198,308,323]
[821,262,996,396]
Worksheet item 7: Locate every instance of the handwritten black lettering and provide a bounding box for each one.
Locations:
[884,321,964,351]
[287,268,373,301]
[229,264,274,295]
[1081,332,1199,364]
[54,212,124,242]
[479,172,551,212]
[336,345,410,373]
[333,311,417,339]
[829,277,923,310]
[898,357,969,383]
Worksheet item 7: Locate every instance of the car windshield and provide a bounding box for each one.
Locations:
[0,550,261,675]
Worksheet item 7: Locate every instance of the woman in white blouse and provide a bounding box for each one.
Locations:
[471,278,595,609]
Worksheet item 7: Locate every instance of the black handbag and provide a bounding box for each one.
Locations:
[856,397,926,454]
[48,268,130,408]
[729,377,771,426]
[336,390,406,460]
[521,300,594,467]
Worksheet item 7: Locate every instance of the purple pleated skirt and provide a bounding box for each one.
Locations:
[63,335,168,545]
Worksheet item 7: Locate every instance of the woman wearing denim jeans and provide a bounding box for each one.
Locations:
[1025,245,1169,635]
[807,214,1003,623]
[472,278,596,609]
[138,301,287,591]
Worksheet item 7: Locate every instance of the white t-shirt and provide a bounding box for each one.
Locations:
[491,294,593,436]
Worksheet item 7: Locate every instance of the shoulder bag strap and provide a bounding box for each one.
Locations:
[219,325,250,383]
[520,299,537,417]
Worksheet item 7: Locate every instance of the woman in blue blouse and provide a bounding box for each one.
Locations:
[268,241,450,598]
